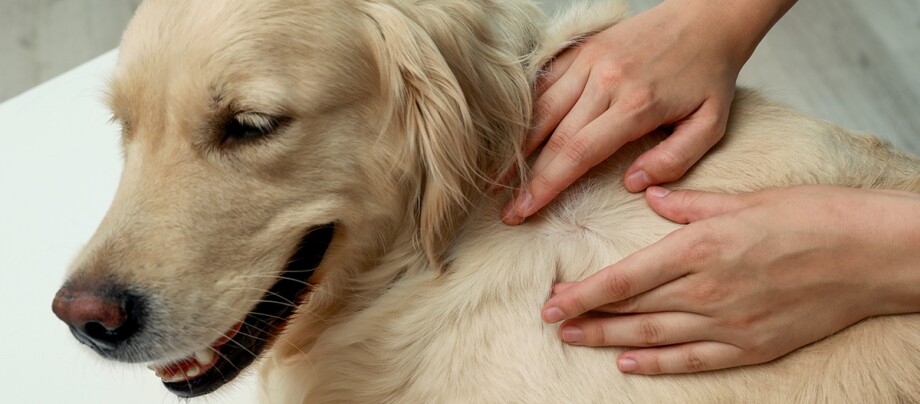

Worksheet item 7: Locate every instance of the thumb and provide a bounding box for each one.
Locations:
[624,100,728,192]
[645,187,749,224]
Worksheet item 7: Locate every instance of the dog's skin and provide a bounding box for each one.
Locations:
[51,0,920,402]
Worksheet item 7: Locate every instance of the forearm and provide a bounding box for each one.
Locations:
[657,0,797,70]
[720,0,797,63]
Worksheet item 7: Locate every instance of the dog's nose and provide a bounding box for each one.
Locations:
[52,285,140,351]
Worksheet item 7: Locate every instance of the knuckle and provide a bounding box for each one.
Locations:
[544,129,573,154]
[567,289,593,315]
[534,97,555,120]
[653,148,689,181]
[679,236,713,267]
[591,323,609,345]
[678,228,723,267]
[673,192,701,216]
[529,172,556,194]
[684,349,709,372]
[647,355,663,374]
[704,118,728,142]
[617,87,656,115]
[722,311,764,332]
[528,172,570,204]
[685,279,730,306]
[596,63,627,87]
[569,297,590,316]
[746,336,771,359]
[602,271,634,300]
[561,136,594,167]
[738,323,778,359]
[637,317,663,346]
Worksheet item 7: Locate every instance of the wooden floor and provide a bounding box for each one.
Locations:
[1,0,917,154]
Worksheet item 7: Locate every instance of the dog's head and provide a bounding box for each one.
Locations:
[51,0,541,397]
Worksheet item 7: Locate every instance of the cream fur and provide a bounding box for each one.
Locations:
[65,0,920,402]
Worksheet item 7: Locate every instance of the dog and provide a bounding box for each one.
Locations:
[51,0,920,402]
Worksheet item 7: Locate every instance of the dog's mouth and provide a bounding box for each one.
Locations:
[148,224,335,398]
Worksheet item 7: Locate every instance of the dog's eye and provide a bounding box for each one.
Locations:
[221,113,283,144]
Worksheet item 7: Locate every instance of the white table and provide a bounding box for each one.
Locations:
[0,51,259,404]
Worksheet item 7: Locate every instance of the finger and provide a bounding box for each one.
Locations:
[511,108,658,224]
[551,282,577,297]
[525,68,590,157]
[559,312,714,347]
[534,47,579,98]
[542,232,690,322]
[591,278,686,314]
[560,276,686,315]
[645,187,749,224]
[529,87,611,175]
[617,341,748,374]
[624,99,729,192]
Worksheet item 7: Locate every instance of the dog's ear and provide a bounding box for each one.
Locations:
[360,2,484,267]
[359,1,539,268]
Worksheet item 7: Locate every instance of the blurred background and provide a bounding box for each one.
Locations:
[1,0,918,153]
[0,0,141,102]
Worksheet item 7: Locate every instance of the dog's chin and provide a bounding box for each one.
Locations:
[148,224,336,398]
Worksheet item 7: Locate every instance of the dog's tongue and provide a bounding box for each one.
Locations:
[148,322,242,383]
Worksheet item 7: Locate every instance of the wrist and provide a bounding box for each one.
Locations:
[864,191,920,316]
[887,194,920,314]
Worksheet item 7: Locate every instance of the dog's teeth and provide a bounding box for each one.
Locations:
[194,348,216,366]
[146,364,156,371]
[186,365,201,378]
[162,372,187,383]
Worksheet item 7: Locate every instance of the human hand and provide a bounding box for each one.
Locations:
[542,185,920,374]
[503,0,795,225]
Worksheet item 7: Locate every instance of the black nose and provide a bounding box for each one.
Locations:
[52,284,143,353]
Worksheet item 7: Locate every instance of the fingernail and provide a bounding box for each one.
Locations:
[561,326,583,343]
[543,306,564,323]
[626,170,651,192]
[514,191,533,217]
[618,358,638,373]
[647,186,671,198]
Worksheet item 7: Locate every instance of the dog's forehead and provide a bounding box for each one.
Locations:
[108,0,367,132]
[118,0,357,71]
[116,1,292,84]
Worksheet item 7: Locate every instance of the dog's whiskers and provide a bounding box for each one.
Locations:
[221,286,302,308]
[230,273,318,288]
[195,297,302,328]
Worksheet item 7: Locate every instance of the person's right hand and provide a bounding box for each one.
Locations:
[542,185,920,374]
[503,0,796,225]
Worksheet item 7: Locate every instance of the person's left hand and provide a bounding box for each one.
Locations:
[542,185,920,374]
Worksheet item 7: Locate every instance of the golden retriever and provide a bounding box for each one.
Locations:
[52,0,920,402]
